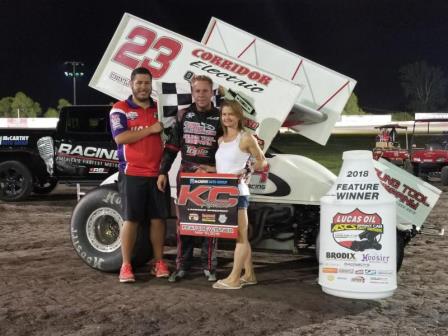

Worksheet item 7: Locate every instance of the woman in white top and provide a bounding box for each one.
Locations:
[210,99,267,290]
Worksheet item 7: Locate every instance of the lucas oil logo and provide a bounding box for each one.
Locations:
[331,208,384,252]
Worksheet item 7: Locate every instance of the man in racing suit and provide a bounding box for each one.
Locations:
[157,75,221,282]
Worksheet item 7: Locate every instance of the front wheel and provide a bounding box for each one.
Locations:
[70,184,152,272]
[0,160,33,201]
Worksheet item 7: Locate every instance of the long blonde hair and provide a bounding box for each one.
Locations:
[220,99,245,135]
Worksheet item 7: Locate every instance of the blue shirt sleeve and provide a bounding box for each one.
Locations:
[109,110,127,138]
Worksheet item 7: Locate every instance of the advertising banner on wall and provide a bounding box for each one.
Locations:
[177,173,239,239]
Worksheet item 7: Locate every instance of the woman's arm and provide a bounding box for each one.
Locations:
[241,132,267,171]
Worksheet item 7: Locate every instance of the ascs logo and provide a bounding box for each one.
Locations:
[331,208,384,252]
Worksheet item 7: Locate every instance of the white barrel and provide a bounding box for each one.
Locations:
[318,150,397,299]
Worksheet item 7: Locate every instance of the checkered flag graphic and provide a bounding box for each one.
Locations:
[157,82,221,129]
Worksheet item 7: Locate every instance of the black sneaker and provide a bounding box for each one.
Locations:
[168,270,187,283]
[203,269,217,282]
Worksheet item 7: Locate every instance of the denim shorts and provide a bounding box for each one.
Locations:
[238,195,249,209]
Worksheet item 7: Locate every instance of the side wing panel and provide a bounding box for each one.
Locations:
[202,18,357,145]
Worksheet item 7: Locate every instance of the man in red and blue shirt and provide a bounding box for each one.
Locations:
[110,67,169,283]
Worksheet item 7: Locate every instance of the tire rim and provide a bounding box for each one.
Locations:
[0,167,24,196]
[86,207,123,253]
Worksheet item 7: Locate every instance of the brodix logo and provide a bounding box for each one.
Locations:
[325,251,356,260]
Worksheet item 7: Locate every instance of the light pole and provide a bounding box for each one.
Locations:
[64,61,84,105]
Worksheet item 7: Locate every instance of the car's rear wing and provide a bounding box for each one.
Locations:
[202,18,357,145]
[89,13,302,151]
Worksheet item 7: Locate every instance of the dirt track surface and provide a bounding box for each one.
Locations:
[1,184,447,336]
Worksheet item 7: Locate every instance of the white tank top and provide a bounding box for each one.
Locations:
[215,132,251,195]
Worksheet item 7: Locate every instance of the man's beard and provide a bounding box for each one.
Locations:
[132,90,151,102]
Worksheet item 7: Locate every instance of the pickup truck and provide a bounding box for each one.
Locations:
[0,105,118,201]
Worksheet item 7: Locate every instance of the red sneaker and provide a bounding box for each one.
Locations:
[119,263,135,283]
[151,260,170,278]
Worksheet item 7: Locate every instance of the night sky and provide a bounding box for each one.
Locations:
[1,0,447,112]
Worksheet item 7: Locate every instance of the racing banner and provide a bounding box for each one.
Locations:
[374,158,442,229]
[89,13,302,150]
[177,173,239,239]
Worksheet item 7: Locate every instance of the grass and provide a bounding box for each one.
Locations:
[270,133,384,174]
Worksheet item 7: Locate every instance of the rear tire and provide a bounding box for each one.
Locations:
[441,166,448,186]
[396,230,406,272]
[70,184,152,272]
[0,160,33,201]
